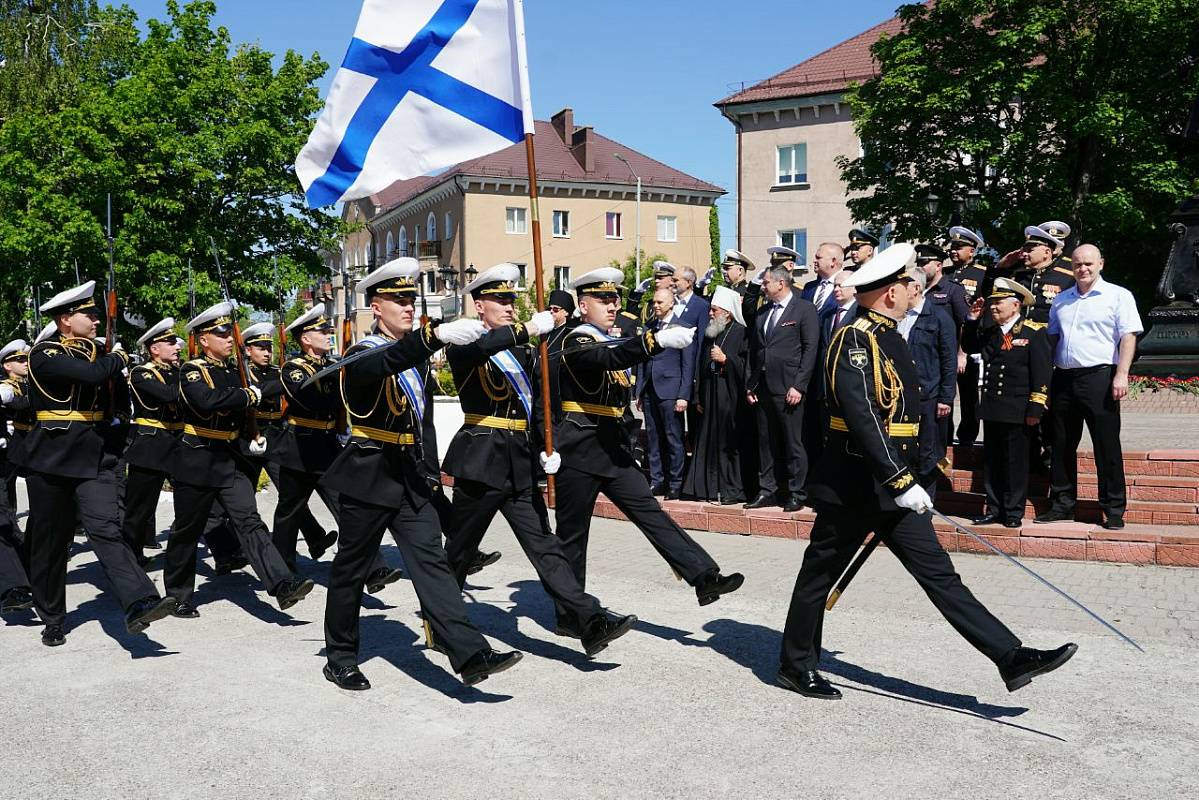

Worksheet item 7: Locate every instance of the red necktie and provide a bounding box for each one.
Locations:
[834,307,845,328]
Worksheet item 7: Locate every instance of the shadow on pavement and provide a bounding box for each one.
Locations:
[192,570,313,628]
[58,563,179,659]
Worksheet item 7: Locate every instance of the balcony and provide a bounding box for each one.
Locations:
[414,240,441,259]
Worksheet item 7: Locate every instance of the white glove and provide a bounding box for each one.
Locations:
[112,341,123,353]
[656,326,696,350]
[751,268,767,286]
[0,383,14,405]
[435,319,487,346]
[636,277,653,294]
[539,450,561,475]
[525,310,555,337]
[895,484,933,514]
[248,436,268,456]
[246,385,262,405]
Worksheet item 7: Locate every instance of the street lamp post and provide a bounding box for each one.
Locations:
[614,153,642,284]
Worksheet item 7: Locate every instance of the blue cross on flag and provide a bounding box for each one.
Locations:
[296,0,535,208]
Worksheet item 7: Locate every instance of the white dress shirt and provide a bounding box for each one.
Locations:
[763,290,792,335]
[1048,277,1143,368]
[898,299,924,341]
[812,272,840,309]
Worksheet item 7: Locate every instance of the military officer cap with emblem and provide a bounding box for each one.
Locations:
[137,318,177,349]
[847,228,880,251]
[1,339,29,363]
[948,226,984,249]
[186,301,236,334]
[652,261,676,279]
[843,242,916,293]
[989,277,1035,307]
[572,267,625,300]
[915,243,948,264]
[358,256,420,299]
[286,303,335,338]
[1023,224,1063,250]
[1038,220,1071,244]
[721,249,754,270]
[33,321,58,345]
[464,263,521,301]
[240,322,275,347]
[39,280,99,317]
[767,245,802,268]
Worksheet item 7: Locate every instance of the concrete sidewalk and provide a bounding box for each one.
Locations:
[1,484,1195,799]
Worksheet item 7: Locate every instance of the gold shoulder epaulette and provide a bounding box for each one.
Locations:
[1023,319,1047,330]
[1053,266,1074,277]
[850,317,874,332]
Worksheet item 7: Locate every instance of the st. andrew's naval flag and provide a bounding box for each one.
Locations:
[297,0,535,207]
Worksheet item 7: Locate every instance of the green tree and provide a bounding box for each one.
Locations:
[609,248,669,293]
[837,0,1199,306]
[708,205,721,271]
[0,0,341,339]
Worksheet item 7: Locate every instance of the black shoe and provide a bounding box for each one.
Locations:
[971,512,1001,526]
[466,550,502,576]
[554,614,582,639]
[310,530,339,561]
[695,571,745,606]
[581,612,637,657]
[365,566,403,594]
[1102,515,1125,530]
[719,497,743,506]
[172,601,200,619]
[459,649,523,686]
[1000,643,1078,692]
[664,490,681,501]
[323,662,371,691]
[275,578,315,611]
[744,493,777,510]
[145,540,163,551]
[776,667,842,700]
[0,587,34,614]
[782,496,805,513]
[1003,519,1022,529]
[1033,509,1071,524]
[41,624,66,647]
[214,554,249,575]
[650,484,667,497]
[125,596,178,635]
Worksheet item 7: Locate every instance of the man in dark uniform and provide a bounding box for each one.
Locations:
[24,282,175,646]
[776,244,1077,700]
[623,261,677,329]
[552,268,743,633]
[845,228,878,270]
[1,339,31,546]
[945,226,989,446]
[720,249,754,297]
[440,263,635,655]
[963,279,1051,527]
[0,339,34,616]
[166,302,314,619]
[321,257,522,691]
[121,318,184,563]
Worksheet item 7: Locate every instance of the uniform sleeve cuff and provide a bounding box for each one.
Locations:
[884,469,917,497]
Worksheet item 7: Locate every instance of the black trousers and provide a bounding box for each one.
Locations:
[955,358,981,445]
[272,466,391,575]
[26,467,159,627]
[917,399,947,498]
[644,386,686,492]
[258,458,329,545]
[165,469,293,604]
[553,464,719,602]
[1049,365,1127,517]
[122,465,168,552]
[780,504,1021,673]
[983,420,1031,522]
[756,392,807,497]
[324,493,488,671]
[445,477,602,623]
[0,457,28,586]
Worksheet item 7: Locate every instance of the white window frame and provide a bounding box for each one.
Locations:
[605,212,622,239]
[777,229,807,259]
[398,227,409,257]
[423,269,437,294]
[385,231,395,259]
[553,265,572,288]
[656,215,677,243]
[512,262,528,288]
[505,207,527,235]
[444,212,453,241]
[426,212,437,242]
[776,144,808,186]
[552,210,570,238]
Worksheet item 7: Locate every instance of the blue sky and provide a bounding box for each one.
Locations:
[119,0,902,249]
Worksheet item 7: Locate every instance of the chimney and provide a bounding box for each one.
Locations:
[551,107,574,143]
[571,126,595,173]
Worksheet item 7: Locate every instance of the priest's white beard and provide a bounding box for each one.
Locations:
[705,317,728,339]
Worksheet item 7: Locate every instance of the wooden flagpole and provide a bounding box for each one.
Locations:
[523,132,555,504]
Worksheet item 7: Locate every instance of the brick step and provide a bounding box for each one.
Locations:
[948,446,1199,479]
[935,489,1199,525]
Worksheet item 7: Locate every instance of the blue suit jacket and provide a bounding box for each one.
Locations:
[906,302,958,406]
[636,293,707,402]
[800,277,839,317]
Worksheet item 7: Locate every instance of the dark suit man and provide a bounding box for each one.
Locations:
[805,276,857,465]
[637,287,696,498]
[799,242,845,316]
[745,267,820,511]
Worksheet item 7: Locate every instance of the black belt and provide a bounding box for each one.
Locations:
[1058,364,1113,375]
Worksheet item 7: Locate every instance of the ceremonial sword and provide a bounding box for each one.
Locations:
[825,508,1144,653]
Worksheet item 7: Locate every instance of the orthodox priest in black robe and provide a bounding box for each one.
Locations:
[684,286,751,504]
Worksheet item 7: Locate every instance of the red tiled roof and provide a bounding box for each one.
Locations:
[715,7,916,106]
[370,119,724,212]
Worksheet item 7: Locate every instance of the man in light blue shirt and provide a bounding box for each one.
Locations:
[1036,245,1143,530]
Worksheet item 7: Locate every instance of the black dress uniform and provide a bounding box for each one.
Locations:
[122,351,183,557]
[1,344,31,562]
[947,259,989,446]
[963,295,1051,526]
[779,252,1031,692]
[24,284,172,641]
[0,343,32,612]
[553,269,742,623]
[166,304,308,613]
[1007,263,1074,325]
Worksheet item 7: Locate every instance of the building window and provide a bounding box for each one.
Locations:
[512,262,527,288]
[776,144,808,185]
[553,265,572,289]
[506,207,527,234]
[657,215,677,243]
[398,226,408,257]
[363,243,370,267]
[552,210,570,238]
[426,212,437,242]
[385,231,395,259]
[777,229,807,260]
[444,212,453,241]
[605,212,622,239]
